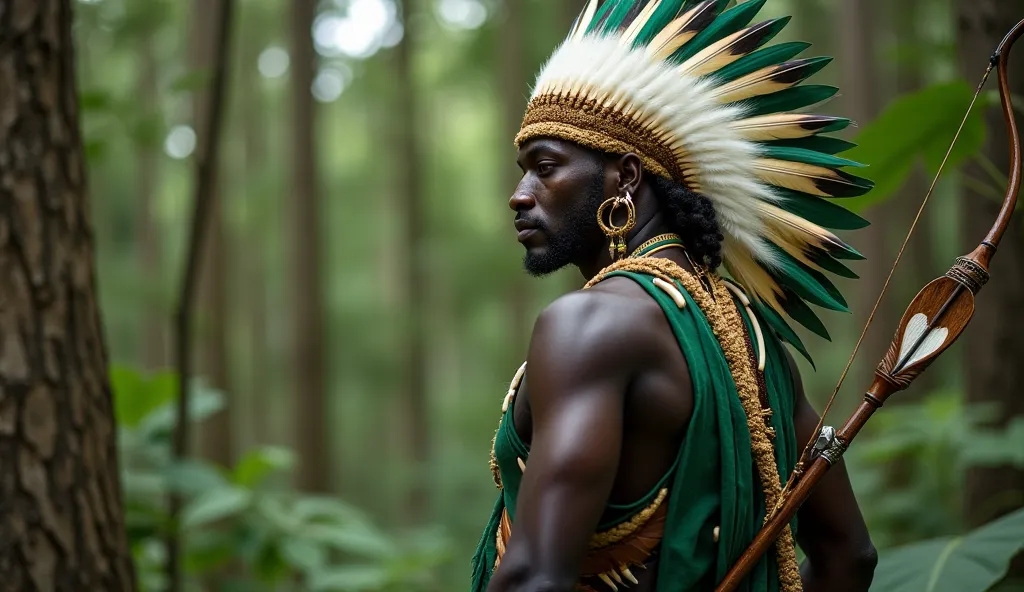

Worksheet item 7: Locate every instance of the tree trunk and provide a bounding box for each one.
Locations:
[190,0,234,468]
[958,0,1024,530]
[241,24,271,449]
[837,0,893,383]
[891,0,936,398]
[0,1,136,588]
[500,0,531,354]
[395,0,431,522]
[291,0,330,493]
[138,38,164,372]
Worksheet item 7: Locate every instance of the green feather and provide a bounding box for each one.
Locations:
[737,85,838,117]
[808,250,859,279]
[634,0,689,46]
[670,0,768,64]
[588,0,619,34]
[711,41,809,82]
[831,243,866,260]
[600,0,640,33]
[760,145,865,168]
[767,134,855,155]
[682,0,730,14]
[779,288,832,340]
[773,188,870,231]
[767,245,849,312]
[750,298,814,366]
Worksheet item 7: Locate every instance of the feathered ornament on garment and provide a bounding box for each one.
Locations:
[515,0,873,363]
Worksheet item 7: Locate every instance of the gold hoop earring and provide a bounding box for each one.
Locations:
[597,191,636,261]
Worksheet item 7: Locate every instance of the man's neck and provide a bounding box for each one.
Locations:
[576,212,697,281]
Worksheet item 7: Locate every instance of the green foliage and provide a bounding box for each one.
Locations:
[844,82,989,211]
[846,392,1024,548]
[115,366,452,591]
[871,507,1024,592]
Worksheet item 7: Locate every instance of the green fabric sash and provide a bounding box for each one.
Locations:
[470,271,799,591]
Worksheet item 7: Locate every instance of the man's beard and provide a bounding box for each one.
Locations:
[523,175,606,277]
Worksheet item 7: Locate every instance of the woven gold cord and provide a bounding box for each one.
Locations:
[585,258,802,592]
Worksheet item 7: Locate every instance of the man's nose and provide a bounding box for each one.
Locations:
[509,190,536,211]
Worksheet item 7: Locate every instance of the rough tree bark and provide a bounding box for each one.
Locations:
[395,0,431,521]
[0,0,136,589]
[957,0,1024,529]
[190,0,234,468]
[291,0,330,493]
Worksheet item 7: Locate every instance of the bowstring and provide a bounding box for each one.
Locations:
[772,60,998,514]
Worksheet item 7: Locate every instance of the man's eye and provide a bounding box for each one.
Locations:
[537,162,555,175]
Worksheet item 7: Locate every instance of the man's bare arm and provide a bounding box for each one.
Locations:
[487,291,640,592]
[787,350,877,591]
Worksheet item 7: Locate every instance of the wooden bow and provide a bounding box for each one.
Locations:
[716,17,1024,592]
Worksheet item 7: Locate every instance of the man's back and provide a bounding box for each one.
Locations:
[478,256,807,591]
[508,276,694,523]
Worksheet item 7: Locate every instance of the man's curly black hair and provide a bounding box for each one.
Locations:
[648,174,724,271]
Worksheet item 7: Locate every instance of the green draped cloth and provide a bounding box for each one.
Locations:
[471,271,800,591]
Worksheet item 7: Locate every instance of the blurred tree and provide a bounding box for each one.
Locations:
[0,0,136,588]
[837,0,897,383]
[291,0,331,493]
[395,0,431,522]
[891,0,936,397]
[239,9,273,450]
[191,0,234,468]
[499,0,531,354]
[138,37,165,372]
[957,0,1024,530]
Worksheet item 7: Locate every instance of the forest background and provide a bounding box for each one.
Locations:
[3,0,1024,590]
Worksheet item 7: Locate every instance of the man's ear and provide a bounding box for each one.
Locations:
[616,153,644,196]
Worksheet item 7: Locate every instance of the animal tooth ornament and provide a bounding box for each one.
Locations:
[515,0,872,364]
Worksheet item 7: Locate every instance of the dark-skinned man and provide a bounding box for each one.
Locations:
[470,1,878,591]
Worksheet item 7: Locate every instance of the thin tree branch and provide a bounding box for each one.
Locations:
[166,0,235,590]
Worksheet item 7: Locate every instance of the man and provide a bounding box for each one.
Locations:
[471,1,878,591]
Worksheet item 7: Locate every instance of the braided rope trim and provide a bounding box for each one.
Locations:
[585,259,802,592]
[588,487,669,549]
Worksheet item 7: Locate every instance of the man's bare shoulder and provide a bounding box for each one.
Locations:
[529,275,669,372]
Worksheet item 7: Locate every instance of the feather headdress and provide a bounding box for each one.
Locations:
[515,0,872,362]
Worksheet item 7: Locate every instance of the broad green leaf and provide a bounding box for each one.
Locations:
[184,530,235,574]
[304,523,397,558]
[164,460,229,496]
[252,540,292,584]
[112,366,178,428]
[870,507,1024,592]
[292,496,368,525]
[256,496,302,533]
[136,382,225,442]
[308,565,389,591]
[844,82,988,212]
[232,446,296,488]
[181,486,252,529]
[279,536,328,573]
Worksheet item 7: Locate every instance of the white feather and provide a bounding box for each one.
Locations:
[526,36,789,280]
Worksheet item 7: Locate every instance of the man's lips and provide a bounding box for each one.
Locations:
[515,219,540,242]
[517,228,538,242]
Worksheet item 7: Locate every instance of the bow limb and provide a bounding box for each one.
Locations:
[715,17,1024,592]
[979,19,1024,260]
